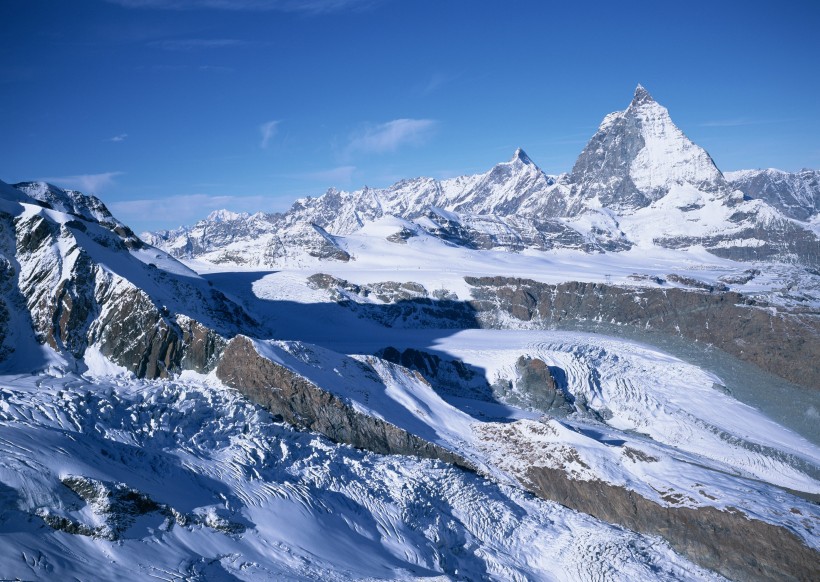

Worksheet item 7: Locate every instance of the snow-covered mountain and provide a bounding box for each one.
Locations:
[0,179,250,378]
[2,86,820,581]
[564,84,726,213]
[725,167,820,221]
[145,86,819,271]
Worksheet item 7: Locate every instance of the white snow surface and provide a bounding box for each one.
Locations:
[237,325,820,536]
[625,96,723,193]
[220,213,815,309]
[0,371,727,581]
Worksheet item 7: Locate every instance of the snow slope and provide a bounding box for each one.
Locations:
[0,370,726,581]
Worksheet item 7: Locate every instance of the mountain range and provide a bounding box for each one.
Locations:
[145,85,819,273]
[0,86,818,581]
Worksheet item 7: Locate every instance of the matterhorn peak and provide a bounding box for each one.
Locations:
[630,83,655,107]
[569,85,725,212]
[511,147,535,166]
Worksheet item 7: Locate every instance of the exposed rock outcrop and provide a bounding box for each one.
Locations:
[510,356,574,414]
[466,276,820,390]
[1,183,245,378]
[524,466,820,582]
[215,336,474,471]
[38,475,245,541]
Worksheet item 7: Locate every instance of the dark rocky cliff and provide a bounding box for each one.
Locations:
[525,465,820,582]
[466,277,820,390]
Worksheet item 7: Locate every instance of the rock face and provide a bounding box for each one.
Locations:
[726,168,820,221]
[566,85,726,213]
[511,356,574,414]
[215,336,474,471]
[307,273,480,328]
[39,475,246,541]
[14,181,143,246]
[466,276,820,390]
[523,466,819,582]
[377,348,580,416]
[378,346,498,404]
[0,181,247,377]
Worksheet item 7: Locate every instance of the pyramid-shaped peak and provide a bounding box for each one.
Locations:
[570,84,725,212]
[511,147,534,166]
[631,84,655,107]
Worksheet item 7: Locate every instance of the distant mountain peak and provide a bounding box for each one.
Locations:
[631,83,654,107]
[511,147,534,166]
[569,85,724,212]
[206,209,249,223]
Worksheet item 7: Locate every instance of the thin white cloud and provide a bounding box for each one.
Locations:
[698,118,789,128]
[299,165,357,184]
[148,39,253,51]
[109,193,281,232]
[106,133,128,143]
[420,72,451,96]
[40,172,123,194]
[104,0,378,14]
[347,119,436,156]
[259,120,280,149]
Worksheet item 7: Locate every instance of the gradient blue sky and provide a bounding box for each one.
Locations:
[2,0,819,232]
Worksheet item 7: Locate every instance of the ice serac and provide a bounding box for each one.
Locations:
[568,84,725,213]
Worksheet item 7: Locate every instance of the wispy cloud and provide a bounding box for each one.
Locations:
[110,193,282,232]
[104,0,379,14]
[346,119,436,156]
[106,133,128,143]
[419,72,453,96]
[147,38,257,51]
[298,165,357,184]
[40,172,123,194]
[698,118,789,128]
[259,120,280,148]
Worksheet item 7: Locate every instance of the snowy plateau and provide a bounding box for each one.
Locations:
[1,86,819,581]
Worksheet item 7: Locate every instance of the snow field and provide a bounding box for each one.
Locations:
[0,371,726,581]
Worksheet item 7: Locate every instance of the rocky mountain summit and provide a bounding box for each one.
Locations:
[565,84,727,212]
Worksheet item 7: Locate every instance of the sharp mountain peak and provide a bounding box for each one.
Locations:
[630,83,655,107]
[510,147,535,166]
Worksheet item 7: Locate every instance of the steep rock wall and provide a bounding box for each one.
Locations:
[466,277,820,390]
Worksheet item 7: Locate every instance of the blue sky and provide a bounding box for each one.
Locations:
[2,0,819,232]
